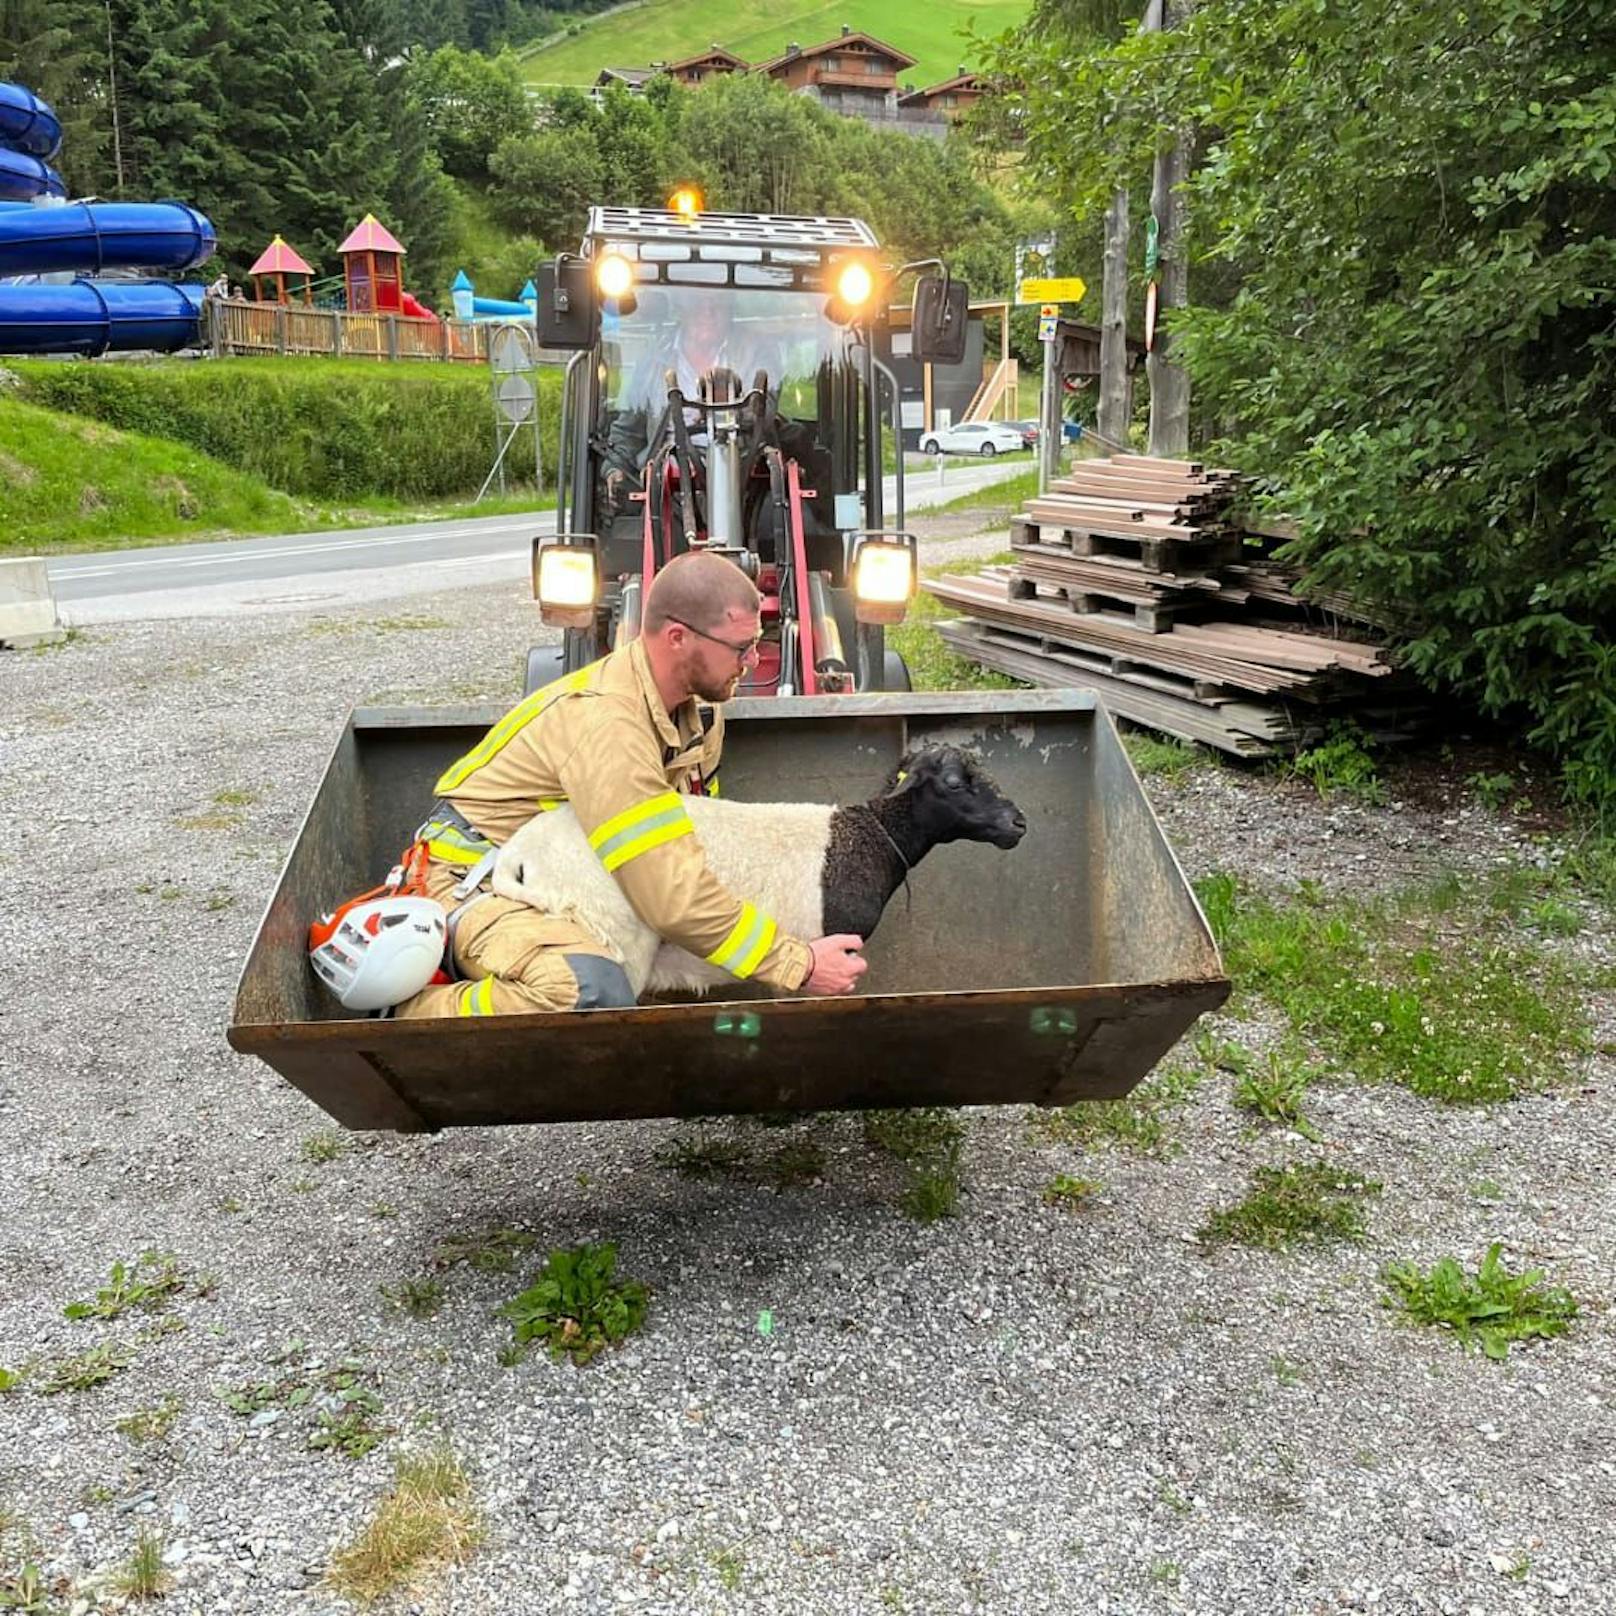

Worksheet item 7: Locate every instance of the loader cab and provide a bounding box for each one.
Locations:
[533,205,966,696]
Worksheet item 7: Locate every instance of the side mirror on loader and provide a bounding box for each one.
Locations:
[536,257,597,351]
[910,272,968,367]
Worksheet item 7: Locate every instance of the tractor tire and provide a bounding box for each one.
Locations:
[978,442,998,457]
[883,649,912,692]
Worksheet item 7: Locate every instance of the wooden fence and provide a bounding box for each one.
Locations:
[208,298,493,364]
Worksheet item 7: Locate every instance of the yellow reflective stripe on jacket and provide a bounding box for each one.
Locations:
[419,818,495,867]
[704,774,721,798]
[588,791,693,873]
[457,977,496,1017]
[433,665,597,793]
[705,902,779,980]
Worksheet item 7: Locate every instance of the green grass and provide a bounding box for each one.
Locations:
[1,395,305,551]
[1199,1162,1382,1250]
[1122,730,1210,782]
[895,551,1023,693]
[501,1244,649,1366]
[1197,870,1595,1106]
[522,0,1031,92]
[1030,1065,1202,1157]
[927,464,1038,517]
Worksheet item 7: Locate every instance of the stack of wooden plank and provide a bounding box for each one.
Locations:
[925,453,1424,757]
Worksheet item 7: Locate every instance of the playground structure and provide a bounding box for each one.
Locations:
[451,269,539,323]
[0,80,214,356]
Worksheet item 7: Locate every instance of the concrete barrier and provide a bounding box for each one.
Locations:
[0,555,65,648]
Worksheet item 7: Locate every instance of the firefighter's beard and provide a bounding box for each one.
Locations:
[682,647,743,704]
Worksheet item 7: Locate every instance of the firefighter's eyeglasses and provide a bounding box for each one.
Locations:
[671,618,763,663]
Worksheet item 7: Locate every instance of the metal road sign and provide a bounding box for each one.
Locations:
[496,373,537,424]
[489,323,536,374]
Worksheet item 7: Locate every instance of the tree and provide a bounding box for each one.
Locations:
[988,0,1616,805]
[488,126,603,247]
[404,44,533,180]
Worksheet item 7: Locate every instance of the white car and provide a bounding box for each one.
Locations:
[918,421,1027,457]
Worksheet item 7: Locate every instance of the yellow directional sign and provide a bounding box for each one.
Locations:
[1018,275,1087,305]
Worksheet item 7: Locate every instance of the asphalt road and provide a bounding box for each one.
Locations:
[47,457,1031,623]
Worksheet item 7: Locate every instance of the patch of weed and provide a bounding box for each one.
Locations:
[865,1108,966,1222]
[0,1367,22,1393]
[1030,1066,1202,1157]
[655,1133,751,1179]
[65,1253,185,1321]
[211,788,259,808]
[1287,724,1385,804]
[712,1545,744,1591]
[1199,1163,1382,1251]
[1149,1559,1181,1587]
[112,1531,171,1601]
[36,1343,133,1395]
[1042,1174,1103,1209]
[1467,771,1515,811]
[1270,1355,1304,1387]
[301,1130,347,1165]
[1196,871,1591,1105]
[326,1447,481,1604]
[766,1139,825,1188]
[1123,730,1208,782]
[223,1346,388,1454]
[310,1388,390,1459]
[1381,1243,1577,1360]
[116,1395,182,1443]
[0,1562,61,1614]
[1234,1051,1324,1142]
[173,812,240,831]
[431,1228,534,1274]
[380,1278,446,1320]
[501,1244,648,1367]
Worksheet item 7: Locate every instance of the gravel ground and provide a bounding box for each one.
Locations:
[2,570,1613,1616]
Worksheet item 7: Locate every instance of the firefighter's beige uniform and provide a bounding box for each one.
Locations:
[396,639,813,1017]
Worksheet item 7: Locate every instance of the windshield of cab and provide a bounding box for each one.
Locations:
[600,284,851,423]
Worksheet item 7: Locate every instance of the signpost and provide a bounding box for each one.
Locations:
[480,322,543,501]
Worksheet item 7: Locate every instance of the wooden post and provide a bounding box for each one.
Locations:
[1145,0,1192,456]
[331,309,343,357]
[1097,188,1130,449]
[439,317,449,362]
[387,315,399,361]
[275,304,288,356]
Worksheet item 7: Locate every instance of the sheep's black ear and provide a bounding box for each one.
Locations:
[882,752,922,795]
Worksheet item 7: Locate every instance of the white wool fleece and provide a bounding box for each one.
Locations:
[492,798,834,998]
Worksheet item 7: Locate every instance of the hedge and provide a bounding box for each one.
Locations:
[11,356,561,501]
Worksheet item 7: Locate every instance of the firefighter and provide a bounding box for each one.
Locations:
[396,550,868,1017]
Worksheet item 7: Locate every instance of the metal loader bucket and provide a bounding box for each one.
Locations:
[228,692,1229,1131]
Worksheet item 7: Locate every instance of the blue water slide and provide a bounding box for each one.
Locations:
[0,81,63,161]
[0,201,216,277]
[0,143,66,202]
[0,281,206,357]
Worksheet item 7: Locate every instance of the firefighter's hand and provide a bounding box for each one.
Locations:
[603,468,630,511]
[803,934,868,996]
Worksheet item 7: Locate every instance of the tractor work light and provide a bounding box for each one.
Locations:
[595,253,634,299]
[669,186,703,219]
[853,538,915,624]
[533,537,599,629]
[836,260,874,308]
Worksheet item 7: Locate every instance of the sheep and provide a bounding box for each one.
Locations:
[490,744,1027,998]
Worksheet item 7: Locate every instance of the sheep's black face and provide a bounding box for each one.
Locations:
[888,747,1027,850]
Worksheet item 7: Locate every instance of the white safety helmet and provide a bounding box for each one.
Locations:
[308,895,447,1013]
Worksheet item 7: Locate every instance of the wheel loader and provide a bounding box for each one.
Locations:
[227,204,1229,1133]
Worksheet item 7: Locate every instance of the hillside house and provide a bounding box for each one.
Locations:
[897,69,984,122]
[753,27,917,119]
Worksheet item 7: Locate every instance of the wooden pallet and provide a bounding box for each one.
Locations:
[936,621,1290,756]
[1007,572,1209,634]
[1012,512,1241,575]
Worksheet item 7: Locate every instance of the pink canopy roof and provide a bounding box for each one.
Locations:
[247,235,313,277]
[338,214,406,256]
